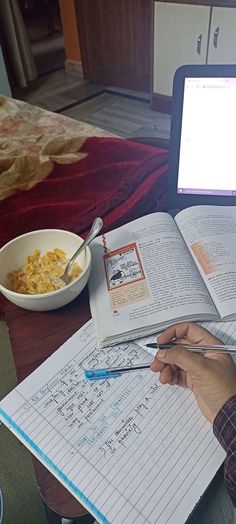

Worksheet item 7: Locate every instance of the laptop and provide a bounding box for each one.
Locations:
[167,64,236,210]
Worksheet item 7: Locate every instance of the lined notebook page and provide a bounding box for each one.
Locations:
[0,320,225,524]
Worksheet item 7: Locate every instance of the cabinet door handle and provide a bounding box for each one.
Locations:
[213,27,220,49]
[196,34,202,55]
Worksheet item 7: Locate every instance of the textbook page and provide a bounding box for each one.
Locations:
[175,205,236,320]
[0,320,224,524]
[89,212,218,346]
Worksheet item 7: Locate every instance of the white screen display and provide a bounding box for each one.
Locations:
[177,77,236,196]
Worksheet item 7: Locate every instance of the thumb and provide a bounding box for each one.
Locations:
[157,346,204,374]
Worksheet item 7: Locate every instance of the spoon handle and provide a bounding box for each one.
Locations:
[65,217,103,278]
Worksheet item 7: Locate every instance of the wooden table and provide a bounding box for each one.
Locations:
[3,288,95,522]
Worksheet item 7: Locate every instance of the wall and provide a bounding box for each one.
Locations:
[59,0,81,67]
[0,46,11,96]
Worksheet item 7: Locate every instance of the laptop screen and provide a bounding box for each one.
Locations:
[177,76,236,197]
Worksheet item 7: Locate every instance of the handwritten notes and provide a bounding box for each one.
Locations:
[0,320,225,524]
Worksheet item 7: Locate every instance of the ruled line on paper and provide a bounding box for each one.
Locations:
[15,370,157,520]
[0,340,158,523]
[0,407,110,524]
[0,399,152,524]
[164,444,220,523]
[0,386,153,523]
[14,366,177,494]
[0,320,227,524]
[145,427,216,520]
[0,364,216,524]
[98,388,189,494]
[0,384,210,524]
[90,387,188,516]
[14,365,157,494]
[107,402,203,521]
[98,394,197,522]
[31,370,158,520]
[114,398,199,498]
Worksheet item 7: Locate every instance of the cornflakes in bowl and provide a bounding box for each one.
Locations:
[7,248,82,294]
[0,229,92,311]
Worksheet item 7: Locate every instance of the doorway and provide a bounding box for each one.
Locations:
[18,0,65,76]
[76,0,152,92]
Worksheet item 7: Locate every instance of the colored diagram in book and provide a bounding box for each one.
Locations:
[104,243,144,290]
[191,236,236,277]
[191,242,216,275]
[104,243,150,309]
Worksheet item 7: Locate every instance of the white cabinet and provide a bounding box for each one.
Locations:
[153,2,210,96]
[153,2,236,98]
[208,7,236,63]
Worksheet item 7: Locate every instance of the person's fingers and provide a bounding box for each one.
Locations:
[169,366,180,385]
[157,322,223,346]
[150,358,178,382]
[150,358,166,373]
[158,364,185,386]
[159,364,174,384]
[151,355,178,375]
[156,345,205,375]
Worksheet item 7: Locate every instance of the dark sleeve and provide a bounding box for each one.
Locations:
[213,395,236,507]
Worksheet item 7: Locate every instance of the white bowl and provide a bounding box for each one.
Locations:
[0,229,92,311]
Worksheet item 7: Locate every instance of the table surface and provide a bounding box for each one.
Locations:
[3,288,92,519]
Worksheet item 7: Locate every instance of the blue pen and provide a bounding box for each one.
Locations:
[84,363,151,381]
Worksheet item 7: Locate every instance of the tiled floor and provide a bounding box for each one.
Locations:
[62,92,170,139]
[14,69,105,112]
[15,68,171,140]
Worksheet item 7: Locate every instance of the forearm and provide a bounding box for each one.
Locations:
[213,395,236,507]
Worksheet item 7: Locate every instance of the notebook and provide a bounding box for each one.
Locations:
[167,64,236,210]
[1,318,235,524]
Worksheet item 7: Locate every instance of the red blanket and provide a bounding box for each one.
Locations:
[0,137,168,247]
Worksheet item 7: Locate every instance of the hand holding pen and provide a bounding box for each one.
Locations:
[85,322,236,423]
[85,341,236,380]
[150,322,236,423]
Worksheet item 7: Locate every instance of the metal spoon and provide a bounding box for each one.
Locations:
[61,217,103,285]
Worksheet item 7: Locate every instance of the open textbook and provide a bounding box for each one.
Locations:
[2,318,236,524]
[89,205,236,347]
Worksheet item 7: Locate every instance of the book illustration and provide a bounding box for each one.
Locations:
[104,243,144,289]
[103,243,150,310]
